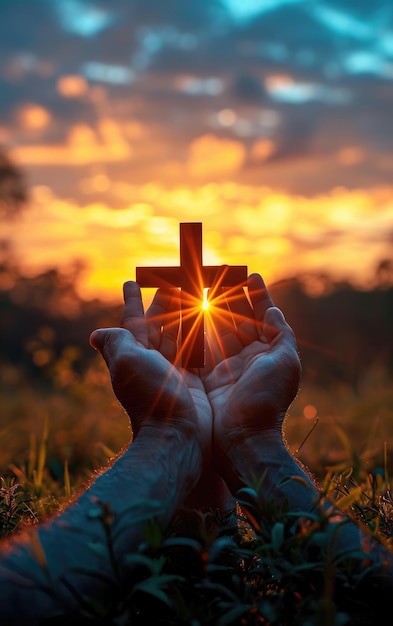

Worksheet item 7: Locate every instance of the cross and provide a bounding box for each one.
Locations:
[136,222,247,368]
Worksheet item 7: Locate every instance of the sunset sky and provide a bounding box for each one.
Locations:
[1,0,393,303]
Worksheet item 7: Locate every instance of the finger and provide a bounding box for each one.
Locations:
[145,288,168,349]
[155,289,180,363]
[146,288,180,357]
[90,327,137,370]
[207,287,243,361]
[247,273,275,335]
[90,327,147,412]
[226,284,258,346]
[263,307,302,392]
[263,306,296,346]
[90,328,105,352]
[121,281,148,348]
[263,307,300,373]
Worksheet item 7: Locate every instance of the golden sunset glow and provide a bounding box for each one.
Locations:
[3,181,392,304]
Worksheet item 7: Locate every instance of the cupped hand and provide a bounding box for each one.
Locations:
[141,282,213,438]
[90,282,211,464]
[200,273,301,465]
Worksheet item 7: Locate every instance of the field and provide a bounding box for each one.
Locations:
[2,360,393,513]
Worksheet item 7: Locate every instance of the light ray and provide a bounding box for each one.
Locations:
[202,288,210,311]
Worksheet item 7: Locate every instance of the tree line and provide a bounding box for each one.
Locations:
[1,256,393,392]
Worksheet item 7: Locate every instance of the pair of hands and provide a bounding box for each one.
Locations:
[90,273,301,483]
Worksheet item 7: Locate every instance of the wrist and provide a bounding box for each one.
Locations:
[216,429,321,519]
[134,423,204,494]
[215,429,286,495]
[215,405,287,457]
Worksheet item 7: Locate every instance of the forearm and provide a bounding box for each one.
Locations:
[219,430,318,512]
[0,426,202,625]
[219,430,393,587]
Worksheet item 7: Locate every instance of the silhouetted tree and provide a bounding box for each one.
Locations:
[0,148,28,219]
[271,275,393,392]
[0,257,122,385]
[376,257,393,287]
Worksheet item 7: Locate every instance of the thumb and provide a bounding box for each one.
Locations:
[89,328,107,352]
[263,307,288,343]
[89,327,133,358]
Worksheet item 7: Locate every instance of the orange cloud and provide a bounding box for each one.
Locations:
[337,146,366,166]
[57,74,89,98]
[10,119,132,166]
[251,138,276,161]
[264,74,294,92]
[17,104,51,130]
[187,134,246,178]
[0,125,10,143]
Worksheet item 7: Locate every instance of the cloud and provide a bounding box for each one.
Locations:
[10,119,132,166]
[57,75,89,98]
[224,0,305,23]
[186,134,246,178]
[16,103,52,130]
[52,0,117,37]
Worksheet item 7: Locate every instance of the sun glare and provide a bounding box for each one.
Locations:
[202,288,210,310]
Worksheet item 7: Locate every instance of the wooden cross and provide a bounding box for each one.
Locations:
[136,222,247,368]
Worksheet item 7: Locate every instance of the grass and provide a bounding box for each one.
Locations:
[1,359,393,624]
[288,367,393,481]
